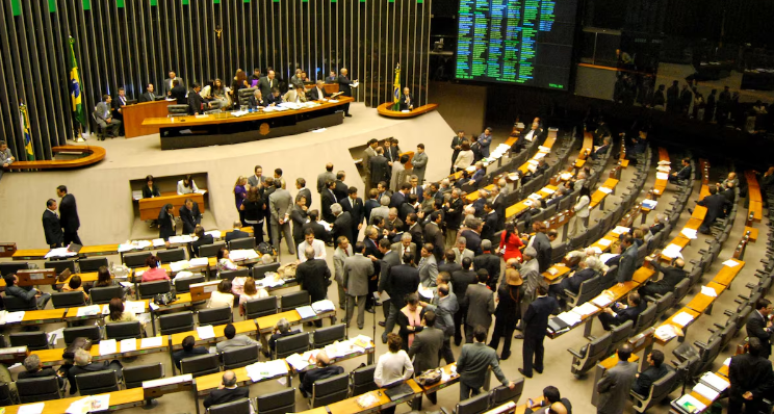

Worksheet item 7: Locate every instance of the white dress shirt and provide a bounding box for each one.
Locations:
[297,239,327,262]
[374,350,414,387]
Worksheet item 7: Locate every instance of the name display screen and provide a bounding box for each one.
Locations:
[455,0,578,90]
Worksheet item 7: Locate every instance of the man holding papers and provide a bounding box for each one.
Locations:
[597,291,645,331]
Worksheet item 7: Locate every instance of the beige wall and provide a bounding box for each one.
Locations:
[429,81,487,135]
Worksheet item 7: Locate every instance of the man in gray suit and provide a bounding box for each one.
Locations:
[409,311,445,404]
[422,284,458,364]
[617,235,638,285]
[391,233,417,263]
[317,163,336,194]
[457,326,515,401]
[362,139,378,193]
[333,236,353,310]
[95,95,121,137]
[216,324,261,353]
[258,70,277,98]
[370,197,391,226]
[163,71,185,96]
[452,238,475,264]
[247,165,265,189]
[462,270,496,343]
[516,246,541,339]
[269,180,295,256]
[596,344,638,414]
[418,243,439,287]
[343,241,375,329]
[296,178,312,209]
[411,143,429,183]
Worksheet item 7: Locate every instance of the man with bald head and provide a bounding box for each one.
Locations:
[299,350,344,397]
[203,370,249,408]
[639,257,687,298]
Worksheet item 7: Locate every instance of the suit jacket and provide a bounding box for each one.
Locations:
[463,283,495,329]
[560,268,596,295]
[385,263,420,309]
[412,152,429,183]
[258,77,277,98]
[300,365,345,397]
[215,335,259,353]
[179,203,202,234]
[297,187,312,209]
[333,180,349,202]
[456,342,508,389]
[451,269,477,304]
[248,96,268,108]
[399,94,414,111]
[42,209,63,246]
[390,242,417,260]
[269,188,293,225]
[747,311,773,358]
[418,255,439,287]
[425,293,459,337]
[341,197,365,229]
[225,229,249,243]
[521,258,541,302]
[164,77,185,95]
[296,258,332,302]
[473,253,501,288]
[371,206,391,228]
[452,247,475,264]
[460,230,483,256]
[525,398,573,414]
[370,156,391,185]
[337,75,353,96]
[610,301,646,326]
[596,361,638,414]
[362,146,378,176]
[408,223,424,248]
[172,347,208,369]
[532,232,552,273]
[523,296,558,340]
[59,194,81,233]
[333,212,354,245]
[139,91,159,103]
[333,245,354,285]
[316,171,336,193]
[308,87,329,101]
[729,353,774,402]
[343,254,374,297]
[303,221,328,244]
[66,362,121,394]
[409,185,424,204]
[187,91,207,114]
[697,194,727,230]
[190,234,214,257]
[202,387,250,409]
[321,189,337,223]
[408,326,444,373]
[617,244,638,283]
[171,85,187,104]
[95,101,112,124]
[390,191,406,209]
[482,212,499,242]
[632,364,670,396]
[365,199,380,223]
[290,205,309,242]
[676,165,692,180]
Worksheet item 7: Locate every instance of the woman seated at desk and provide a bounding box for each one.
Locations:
[238,277,268,317]
[141,256,169,283]
[177,174,199,195]
[202,78,231,109]
[208,280,234,309]
[61,275,89,301]
[105,297,147,332]
[216,247,238,273]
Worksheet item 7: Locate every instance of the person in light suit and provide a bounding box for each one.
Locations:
[418,243,439,287]
[391,155,411,193]
[457,326,515,401]
[333,236,354,310]
[596,345,638,414]
[308,80,330,101]
[163,71,185,96]
[283,85,307,103]
[268,180,295,255]
[421,283,458,364]
[343,241,375,329]
[95,95,121,138]
[462,270,495,343]
[408,310,444,404]
[411,144,429,184]
[42,199,63,248]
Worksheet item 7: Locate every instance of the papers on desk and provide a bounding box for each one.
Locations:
[169,235,194,245]
[674,394,706,413]
[522,200,533,207]
[18,402,45,414]
[99,339,118,356]
[77,305,102,317]
[672,311,695,327]
[657,160,671,166]
[528,193,542,201]
[592,291,614,308]
[137,313,152,326]
[547,267,559,276]
[120,338,137,353]
[285,352,316,371]
[538,145,551,152]
[654,324,678,342]
[118,240,152,253]
[46,247,77,258]
[597,238,612,247]
[692,383,719,401]
[169,260,191,273]
[5,311,25,324]
[230,249,259,262]
[556,311,582,327]
[205,230,221,239]
[197,325,215,340]
[357,392,379,408]
[296,306,316,319]
[141,336,163,349]
[722,259,740,268]
[230,110,250,117]
[700,372,730,392]
[656,172,669,181]
[543,187,556,194]
[533,152,546,160]
[118,300,143,315]
[724,357,731,366]
[700,286,718,298]
[642,199,658,209]
[681,228,698,239]
[245,360,288,382]
[189,257,209,267]
[599,187,613,194]
[47,327,65,343]
[662,244,683,259]
[312,300,336,313]
[612,226,630,234]
[66,394,110,414]
[152,238,166,248]
[560,172,573,181]
[572,302,599,317]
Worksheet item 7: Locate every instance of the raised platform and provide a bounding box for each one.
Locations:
[7,145,105,170]
[377,102,439,118]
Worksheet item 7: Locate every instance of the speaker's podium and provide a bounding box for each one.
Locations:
[123,100,176,138]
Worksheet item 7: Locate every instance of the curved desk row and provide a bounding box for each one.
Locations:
[377,102,439,118]
[6,145,105,170]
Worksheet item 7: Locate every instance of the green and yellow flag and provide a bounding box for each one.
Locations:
[392,63,401,111]
[20,103,34,161]
[67,37,85,127]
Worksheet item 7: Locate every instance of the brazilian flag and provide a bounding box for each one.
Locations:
[20,103,34,161]
[392,64,401,111]
[67,37,85,126]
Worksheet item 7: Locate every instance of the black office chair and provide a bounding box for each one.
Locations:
[10,332,54,350]
[157,248,187,264]
[17,376,61,403]
[275,332,310,359]
[208,398,251,414]
[229,237,256,251]
[256,388,295,414]
[442,392,489,414]
[238,88,257,106]
[44,260,77,274]
[167,104,190,118]
[219,268,250,281]
[181,353,221,377]
[63,325,102,345]
[252,262,281,280]
[105,321,144,341]
[159,311,195,335]
[197,307,233,326]
[490,379,525,405]
[0,382,13,406]
[90,285,125,304]
[124,363,164,388]
[309,373,349,408]
[138,280,171,299]
[245,297,278,319]
[312,324,346,348]
[3,294,38,311]
[349,365,377,397]
[0,261,29,277]
[124,251,153,268]
[222,344,260,370]
[78,257,108,273]
[280,291,310,312]
[174,275,206,293]
[51,291,87,309]
[76,370,120,395]
[200,242,226,258]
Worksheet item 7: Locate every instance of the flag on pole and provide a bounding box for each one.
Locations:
[392,64,401,111]
[67,37,85,127]
[20,103,34,161]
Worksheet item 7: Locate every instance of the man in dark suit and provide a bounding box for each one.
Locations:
[728,337,774,414]
[631,350,670,396]
[203,370,249,409]
[341,187,365,241]
[747,298,773,359]
[338,68,355,117]
[519,284,558,378]
[591,137,612,160]
[296,178,312,209]
[225,221,249,243]
[66,349,123,395]
[408,311,444,404]
[299,350,345,397]
[481,203,499,243]
[302,211,329,243]
[668,158,692,183]
[408,176,424,204]
[369,148,391,190]
[639,258,686,298]
[112,87,129,135]
[552,256,598,300]
[139,83,160,103]
[331,204,354,245]
[179,198,202,235]
[380,252,420,343]
[320,180,338,223]
[19,354,65,388]
[460,219,483,256]
[390,184,409,209]
[57,186,81,245]
[43,200,63,248]
[364,190,381,224]
[439,249,462,276]
[451,257,477,345]
[462,270,495,343]
[308,80,330,101]
[529,222,552,273]
[187,83,211,115]
[163,71,184,96]
[333,171,349,202]
[188,227,214,257]
[695,186,727,234]
[296,247,332,327]
[258,70,277,98]
[473,240,500,290]
[598,291,645,331]
[248,68,262,87]
[525,386,573,414]
[616,235,638,283]
[405,213,424,247]
[170,79,187,104]
[399,87,414,111]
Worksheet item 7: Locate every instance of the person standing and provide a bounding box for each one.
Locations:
[333,236,353,310]
[362,139,378,193]
[381,252,420,343]
[234,176,248,226]
[374,334,414,414]
[596,345,638,414]
[728,337,774,414]
[457,326,515,401]
[411,144,429,184]
[488,269,524,360]
[338,68,356,117]
[269,180,295,256]
[747,298,773,359]
[519,284,557,378]
[568,186,590,238]
[450,130,465,173]
[477,127,493,158]
[341,187,365,241]
[42,199,64,248]
[343,241,375,330]
[369,147,391,194]
[317,163,336,194]
[422,283,458,364]
[408,311,444,404]
[179,198,202,235]
[462,270,495,343]
[616,235,638,284]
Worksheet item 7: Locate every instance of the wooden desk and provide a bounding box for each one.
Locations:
[590,178,619,209]
[655,308,701,345]
[16,309,68,326]
[12,248,54,261]
[711,258,745,286]
[80,244,121,257]
[195,362,291,395]
[138,192,205,221]
[33,336,167,367]
[169,319,259,350]
[3,388,146,414]
[745,171,763,222]
[64,301,150,321]
[123,100,176,138]
[465,135,539,202]
[6,145,106,171]
[505,185,558,219]
[376,102,439,118]
[418,363,459,394]
[685,282,727,314]
[327,379,423,414]
[652,147,670,197]
[543,264,571,283]
[744,226,759,242]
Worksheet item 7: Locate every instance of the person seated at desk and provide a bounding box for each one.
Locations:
[143,175,161,199]
[598,291,645,331]
[550,256,601,302]
[94,266,116,288]
[170,79,187,104]
[20,354,65,388]
[308,80,330,101]
[268,318,301,356]
[238,278,268,317]
[189,226,213,257]
[399,87,414,111]
[139,83,160,103]
[283,85,307,103]
[216,323,261,353]
[113,87,129,135]
[215,247,238,274]
[248,88,268,109]
[141,255,169,283]
[95,94,121,138]
[206,78,232,109]
[268,87,283,105]
[299,350,344,398]
[591,137,612,160]
[67,349,123,395]
[207,280,234,309]
[105,297,146,333]
[694,185,728,234]
[468,162,486,187]
[225,221,249,243]
[326,71,338,83]
[61,275,88,302]
[158,203,176,242]
[631,350,670,396]
[180,198,203,235]
[203,370,249,409]
[3,273,50,309]
[525,385,573,414]
[173,335,208,370]
[668,158,692,184]
[177,174,199,195]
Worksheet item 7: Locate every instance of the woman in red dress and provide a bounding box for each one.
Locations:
[497,222,524,263]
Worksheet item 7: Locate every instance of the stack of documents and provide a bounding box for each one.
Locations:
[205,230,221,239]
[66,395,110,414]
[141,337,163,349]
[700,286,718,298]
[700,372,730,392]
[674,394,706,413]
[99,339,117,356]
[189,257,209,267]
[197,325,215,340]
[151,239,166,248]
[722,259,740,267]
[77,305,101,317]
[230,249,259,261]
[681,228,698,239]
[592,292,614,307]
[612,226,630,234]
[555,311,582,327]
[672,312,695,327]
[662,244,683,259]
[312,300,336,313]
[169,260,191,273]
[296,306,316,319]
[599,187,612,194]
[572,302,599,317]
[656,172,669,181]
[654,324,677,342]
[46,248,77,258]
[245,360,288,382]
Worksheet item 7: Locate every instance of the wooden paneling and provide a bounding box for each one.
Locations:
[123,100,175,138]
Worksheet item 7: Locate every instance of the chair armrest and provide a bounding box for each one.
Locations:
[564,290,577,299]
[567,348,584,359]
[694,341,708,349]
[629,390,648,401]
